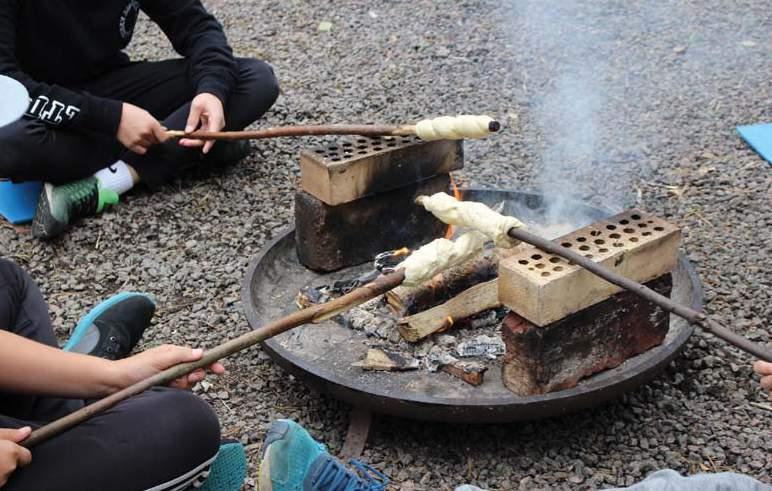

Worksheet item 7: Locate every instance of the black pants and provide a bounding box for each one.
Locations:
[0,58,279,186]
[0,258,221,491]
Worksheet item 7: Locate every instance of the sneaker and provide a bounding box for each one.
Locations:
[63,292,155,360]
[199,440,248,491]
[32,177,119,239]
[258,420,388,491]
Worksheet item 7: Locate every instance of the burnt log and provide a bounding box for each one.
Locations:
[352,349,420,371]
[440,360,488,386]
[386,248,499,316]
[295,174,449,272]
[501,274,672,396]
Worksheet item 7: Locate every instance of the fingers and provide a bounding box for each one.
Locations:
[0,440,32,469]
[210,362,226,375]
[178,138,205,148]
[152,122,170,144]
[753,360,772,376]
[15,444,31,467]
[185,101,204,134]
[0,427,30,443]
[150,345,204,369]
[761,374,772,392]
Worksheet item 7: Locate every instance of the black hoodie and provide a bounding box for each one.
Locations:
[0,0,238,137]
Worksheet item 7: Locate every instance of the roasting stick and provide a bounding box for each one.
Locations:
[22,270,406,448]
[23,223,497,447]
[415,193,772,362]
[165,115,502,141]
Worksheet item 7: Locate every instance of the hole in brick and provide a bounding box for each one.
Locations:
[357,139,368,144]
[535,263,545,269]
[342,142,353,147]
[541,272,551,277]
[357,145,368,150]
[553,266,563,271]
[648,220,654,223]
[518,259,529,265]
[599,248,609,253]
[620,219,630,225]
[579,245,590,251]
[623,228,635,234]
[584,254,594,259]
[654,226,664,231]
[357,151,367,155]
[613,242,624,247]
[594,239,605,245]
[549,257,561,263]
[329,146,338,151]
[590,230,601,236]
[528,267,534,271]
[610,233,621,239]
[576,237,587,242]
[642,231,652,236]
[561,242,572,248]
[373,146,383,151]
[630,237,639,242]
[638,223,648,228]
[386,143,397,147]
[330,157,341,162]
[314,149,325,154]
[606,224,617,230]
[531,254,543,260]
[631,214,641,220]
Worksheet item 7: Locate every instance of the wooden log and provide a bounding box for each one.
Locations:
[352,348,420,371]
[499,209,680,326]
[440,360,487,386]
[300,136,463,206]
[386,249,499,316]
[397,279,500,342]
[501,274,672,396]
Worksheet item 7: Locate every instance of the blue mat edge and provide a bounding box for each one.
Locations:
[736,123,772,165]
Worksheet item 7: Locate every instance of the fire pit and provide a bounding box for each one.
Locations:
[241,189,701,424]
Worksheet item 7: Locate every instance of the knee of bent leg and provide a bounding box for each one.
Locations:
[0,121,31,180]
[238,58,280,109]
[148,388,221,459]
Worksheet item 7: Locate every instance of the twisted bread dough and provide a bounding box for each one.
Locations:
[414,115,495,141]
[400,231,487,286]
[417,193,523,248]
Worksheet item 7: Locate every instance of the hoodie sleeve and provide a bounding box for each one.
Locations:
[141,0,238,105]
[0,0,123,135]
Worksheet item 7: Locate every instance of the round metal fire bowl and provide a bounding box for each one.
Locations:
[242,189,701,423]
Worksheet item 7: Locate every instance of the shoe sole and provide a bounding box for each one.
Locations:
[63,292,156,352]
[31,184,58,239]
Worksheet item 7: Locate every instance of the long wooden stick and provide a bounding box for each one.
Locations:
[508,227,772,362]
[22,270,406,448]
[165,124,417,141]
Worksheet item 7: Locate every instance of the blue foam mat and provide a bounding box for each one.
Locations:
[737,123,772,165]
[0,181,41,224]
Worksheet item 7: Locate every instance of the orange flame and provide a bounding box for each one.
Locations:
[392,247,410,257]
[444,174,462,239]
[437,316,455,333]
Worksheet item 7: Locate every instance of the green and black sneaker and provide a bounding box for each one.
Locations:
[31,177,118,240]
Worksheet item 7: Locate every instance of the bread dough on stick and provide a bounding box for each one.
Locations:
[417,193,524,248]
[415,115,495,141]
[399,231,487,286]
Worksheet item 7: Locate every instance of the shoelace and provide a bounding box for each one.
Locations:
[314,457,388,491]
[60,180,99,219]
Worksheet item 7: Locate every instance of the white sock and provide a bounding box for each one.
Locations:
[94,161,135,195]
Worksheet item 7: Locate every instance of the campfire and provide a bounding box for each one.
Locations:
[291,135,683,394]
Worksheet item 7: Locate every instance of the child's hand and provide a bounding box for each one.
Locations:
[753,360,772,400]
[0,427,32,487]
[113,345,225,390]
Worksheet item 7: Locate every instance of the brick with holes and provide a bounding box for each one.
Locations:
[299,136,463,206]
[501,273,672,396]
[295,174,450,272]
[499,209,680,326]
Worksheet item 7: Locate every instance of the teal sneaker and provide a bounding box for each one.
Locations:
[258,420,388,491]
[32,177,119,239]
[200,440,248,491]
[63,292,155,360]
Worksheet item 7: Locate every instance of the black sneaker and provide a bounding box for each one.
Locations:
[63,292,155,360]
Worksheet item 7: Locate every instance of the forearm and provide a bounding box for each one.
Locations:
[0,331,122,399]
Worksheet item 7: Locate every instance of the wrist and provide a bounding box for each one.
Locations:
[99,359,130,395]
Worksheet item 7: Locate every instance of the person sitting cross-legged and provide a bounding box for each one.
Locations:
[0,257,237,490]
[0,0,280,239]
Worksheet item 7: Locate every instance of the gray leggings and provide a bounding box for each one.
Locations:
[0,258,221,490]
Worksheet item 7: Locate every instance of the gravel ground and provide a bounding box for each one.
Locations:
[1,1,770,489]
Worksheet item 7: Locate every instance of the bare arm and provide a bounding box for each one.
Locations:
[0,331,225,399]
